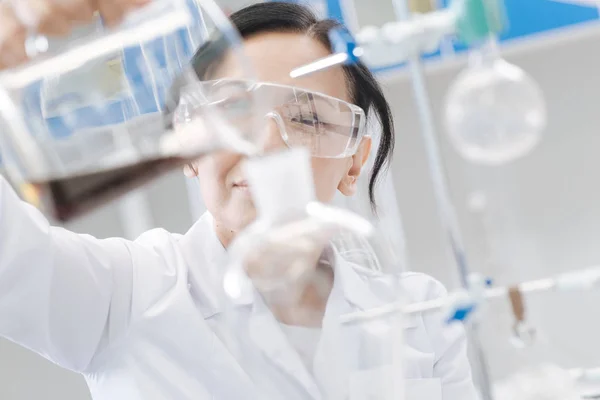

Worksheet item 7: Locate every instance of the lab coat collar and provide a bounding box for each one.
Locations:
[180,213,323,398]
[179,212,228,313]
[248,295,323,399]
[181,212,228,267]
[328,247,418,329]
[334,254,394,311]
[180,213,411,399]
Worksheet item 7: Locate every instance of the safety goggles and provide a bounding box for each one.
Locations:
[175,79,368,158]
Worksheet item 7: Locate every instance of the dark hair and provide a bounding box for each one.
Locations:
[194,2,395,209]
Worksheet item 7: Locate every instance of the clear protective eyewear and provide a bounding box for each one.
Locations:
[174,79,368,158]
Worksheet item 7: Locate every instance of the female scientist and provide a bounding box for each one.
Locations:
[0,1,478,399]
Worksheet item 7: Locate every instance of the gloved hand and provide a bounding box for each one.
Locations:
[0,0,150,69]
[231,217,335,326]
[242,218,333,291]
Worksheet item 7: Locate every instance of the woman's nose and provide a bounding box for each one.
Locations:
[258,114,287,154]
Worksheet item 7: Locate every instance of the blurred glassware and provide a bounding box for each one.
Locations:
[0,0,263,221]
[494,364,580,400]
[444,38,547,165]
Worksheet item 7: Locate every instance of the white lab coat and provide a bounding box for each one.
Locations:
[0,177,478,400]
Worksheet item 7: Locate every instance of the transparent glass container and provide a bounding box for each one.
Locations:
[0,0,262,221]
[494,364,580,400]
[444,39,546,165]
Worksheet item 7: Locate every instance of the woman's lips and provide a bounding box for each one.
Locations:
[233,181,250,192]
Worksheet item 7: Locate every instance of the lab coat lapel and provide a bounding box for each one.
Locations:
[249,294,323,400]
[312,258,354,400]
[183,213,322,399]
[176,213,265,398]
[314,255,411,399]
[337,257,401,311]
[179,212,228,313]
[313,256,384,398]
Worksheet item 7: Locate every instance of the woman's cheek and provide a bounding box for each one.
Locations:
[310,158,349,203]
[195,157,229,206]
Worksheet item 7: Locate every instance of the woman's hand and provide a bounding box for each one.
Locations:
[239,220,335,325]
[241,219,333,294]
[0,0,150,70]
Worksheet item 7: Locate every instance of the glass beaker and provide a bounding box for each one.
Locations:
[0,0,263,222]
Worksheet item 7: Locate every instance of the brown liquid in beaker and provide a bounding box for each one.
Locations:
[28,156,193,223]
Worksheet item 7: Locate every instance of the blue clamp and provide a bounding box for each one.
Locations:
[446,275,494,324]
[447,303,476,324]
[328,27,360,65]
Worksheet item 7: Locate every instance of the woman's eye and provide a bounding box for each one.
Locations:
[291,114,319,125]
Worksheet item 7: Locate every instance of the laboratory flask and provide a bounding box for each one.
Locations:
[0,0,263,222]
[444,38,546,165]
[494,364,580,400]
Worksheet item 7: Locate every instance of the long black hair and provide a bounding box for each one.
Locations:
[193,2,395,209]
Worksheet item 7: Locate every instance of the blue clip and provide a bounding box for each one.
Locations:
[328,27,360,65]
[447,304,475,324]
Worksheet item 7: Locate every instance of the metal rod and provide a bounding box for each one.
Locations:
[290,53,350,78]
[341,264,600,324]
[340,275,559,324]
[391,0,470,288]
[404,55,493,398]
[391,0,494,397]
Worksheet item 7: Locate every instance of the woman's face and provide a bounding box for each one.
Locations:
[190,32,371,244]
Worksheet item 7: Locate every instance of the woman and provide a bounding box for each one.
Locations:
[0,1,478,399]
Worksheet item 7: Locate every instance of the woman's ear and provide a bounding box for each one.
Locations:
[338,137,372,196]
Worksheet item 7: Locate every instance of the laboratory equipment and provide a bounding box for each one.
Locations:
[288,0,550,398]
[290,0,546,165]
[494,364,581,400]
[0,0,263,222]
[340,265,600,326]
[341,264,600,399]
[493,287,577,400]
[444,38,547,165]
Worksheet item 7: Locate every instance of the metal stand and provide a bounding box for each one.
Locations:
[408,53,494,400]
[392,1,494,398]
